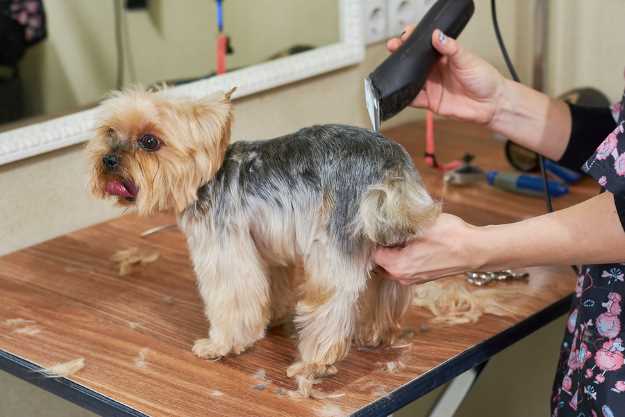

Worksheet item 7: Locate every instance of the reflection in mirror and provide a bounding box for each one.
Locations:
[0,0,339,131]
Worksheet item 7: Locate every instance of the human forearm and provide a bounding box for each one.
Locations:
[473,192,625,270]
[489,79,572,160]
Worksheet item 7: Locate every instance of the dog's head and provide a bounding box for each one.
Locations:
[86,88,234,215]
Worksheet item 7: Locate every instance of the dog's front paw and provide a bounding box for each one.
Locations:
[192,338,230,359]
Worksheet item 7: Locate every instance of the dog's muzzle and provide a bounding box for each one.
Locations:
[102,154,119,171]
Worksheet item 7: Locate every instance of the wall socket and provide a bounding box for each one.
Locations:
[365,0,437,44]
[365,0,388,44]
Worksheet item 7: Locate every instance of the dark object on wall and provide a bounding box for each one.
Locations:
[0,13,26,67]
[125,0,149,10]
[0,71,24,124]
[2,0,47,47]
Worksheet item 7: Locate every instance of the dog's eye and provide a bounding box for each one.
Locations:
[138,134,161,151]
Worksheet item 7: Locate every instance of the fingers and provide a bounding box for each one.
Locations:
[432,29,459,56]
[386,24,415,52]
[432,29,473,70]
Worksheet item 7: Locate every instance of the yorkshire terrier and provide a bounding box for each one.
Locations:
[87,88,439,384]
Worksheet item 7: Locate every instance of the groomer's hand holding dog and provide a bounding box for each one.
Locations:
[387,27,505,125]
[374,213,478,285]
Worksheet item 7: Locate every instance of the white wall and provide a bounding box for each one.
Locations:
[547,0,625,102]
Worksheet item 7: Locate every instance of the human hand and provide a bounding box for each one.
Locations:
[373,213,482,286]
[386,27,506,125]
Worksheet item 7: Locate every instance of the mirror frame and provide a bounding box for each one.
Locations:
[0,0,364,166]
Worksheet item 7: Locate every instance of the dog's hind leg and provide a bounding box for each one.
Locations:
[354,271,413,347]
[190,230,271,359]
[287,245,367,380]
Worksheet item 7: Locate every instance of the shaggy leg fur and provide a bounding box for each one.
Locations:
[268,265,297,328]
[287,246,367,379]
[191,230,271,359]
[354,272,413,347]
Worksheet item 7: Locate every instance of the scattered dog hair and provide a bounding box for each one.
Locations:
[134,348,150,368]
[128,321,142,330]
[110,247,160,276]
[141,223,177,237]
[161,295,175,304]
[412,279,523,325]
[252,368,269,390]
[316,403,346,417]
[384,360,406,374]
[41,358,85,378]
[3,318,35,327]
[12,326,41,336]
[253,368,267,382]
[288,375,343,400]
[355,380,390,398]
[209,389,224,397]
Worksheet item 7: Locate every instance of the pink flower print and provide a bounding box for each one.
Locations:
[612,102,621,119]
[597,292,622,338]
[26,1,39,13]
[568,341,592,370]
[16,10,28,24]
[612,380,625,393]
[594,338,625,385]
[562,373,572,393]
[567,309,578,333]
[596,127,622,160]
[599,176,608,187]
[615,152,625,176]
[576,274,586,298]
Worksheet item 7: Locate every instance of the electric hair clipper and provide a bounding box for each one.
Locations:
[365,0,475,131]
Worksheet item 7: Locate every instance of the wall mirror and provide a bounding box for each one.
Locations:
[0,0,364,165]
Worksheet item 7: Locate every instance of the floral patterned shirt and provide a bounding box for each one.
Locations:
[551,93,625,417]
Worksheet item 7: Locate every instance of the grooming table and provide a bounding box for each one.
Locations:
[0,121,597,417]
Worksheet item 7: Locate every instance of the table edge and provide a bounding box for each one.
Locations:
[0,349,148,417]
[352,293,573,417]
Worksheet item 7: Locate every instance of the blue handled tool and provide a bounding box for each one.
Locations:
[486,171,569,198]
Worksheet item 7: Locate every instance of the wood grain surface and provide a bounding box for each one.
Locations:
[0,121,596,417]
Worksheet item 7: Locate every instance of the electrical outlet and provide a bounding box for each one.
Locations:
[387,0,436,37]
[365,0,388,44]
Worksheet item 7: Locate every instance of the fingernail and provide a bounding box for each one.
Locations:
[438,30,447,45]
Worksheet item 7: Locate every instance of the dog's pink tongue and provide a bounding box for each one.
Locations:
[106,180,134,198]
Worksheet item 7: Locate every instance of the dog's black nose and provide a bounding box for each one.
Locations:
[102,154,119,170]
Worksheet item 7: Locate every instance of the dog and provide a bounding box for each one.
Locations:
[87,88,439,385]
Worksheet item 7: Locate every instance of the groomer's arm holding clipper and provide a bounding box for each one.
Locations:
[375,27,625,285]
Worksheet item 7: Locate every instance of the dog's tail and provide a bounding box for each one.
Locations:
[355,170,440,246]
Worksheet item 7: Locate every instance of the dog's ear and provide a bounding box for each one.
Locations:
[224,86,237,101]
[189,95,233,158]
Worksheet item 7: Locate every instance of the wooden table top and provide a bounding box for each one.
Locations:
[0,121,597,417]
